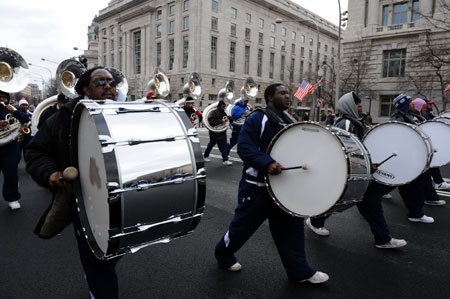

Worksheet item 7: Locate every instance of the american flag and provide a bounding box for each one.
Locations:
[294,80,312,102]
[309,80,323,94]
[445,84,450,92]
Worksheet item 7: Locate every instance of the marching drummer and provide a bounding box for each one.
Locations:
[306,91,407,249]
[214,83,329,284]
[25,67,122,298]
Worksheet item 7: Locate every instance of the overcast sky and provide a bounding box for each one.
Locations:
[0,0,348,89]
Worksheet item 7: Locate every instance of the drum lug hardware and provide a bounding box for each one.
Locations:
[116,107,161,114]
[108,194,121,203]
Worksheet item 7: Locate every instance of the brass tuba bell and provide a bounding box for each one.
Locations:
[146,68,170,99]
[0,47,30,93]
[203,80,234,133]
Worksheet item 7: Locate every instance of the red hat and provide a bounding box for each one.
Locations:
[146,92,157,99]
[425,98,435,104]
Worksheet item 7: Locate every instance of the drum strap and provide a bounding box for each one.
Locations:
[252,108,295,132]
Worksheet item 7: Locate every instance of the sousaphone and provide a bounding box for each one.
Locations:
[203,80,234,133]
[146,67,170,99]
[176,72,202,127]
[226,77,257,126]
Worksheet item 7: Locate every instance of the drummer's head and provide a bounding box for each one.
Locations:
[393,94,411,113]
[75,67,117,100]
[0,90,10,105]
[265,84,290,112]
[353,92,363,115]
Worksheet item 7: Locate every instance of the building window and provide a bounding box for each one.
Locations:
[156,24,162,37]
[110,39,114,50]
[300,35,305,43]
[379,95,395,117]
[258,18,264,28]
[383,49,406,77]
[211,36,217,69]
[212,0,218,12]
[325,44,328,52]
[169,39,175,70]
[231,7,237,19]
[301,47,305,57]
[156,42,161,66]
[280,55,285,81]
[332,47,335,55]
[169,4,175,16]
[309,49,313,60]
[281,40,286,51]
[231,23,237,36]
[212,78,216,86]
[270,36,275,48]
[292,31,296,40]
[183,16,189,30]
[156,10,162,20]
[230,41,236,72]
[133,31,141,74]
[309,38,313,46]
[246,13,251,24]
[281,27,287,36]
[119,51,123,70]
[119,37,123,48]
[290,58,295,82]
[382,5,389,26]
[103,41,106,53]
[271,23,276,33]
[184,0,189,11]
[111,53,114,68]
[258,32,264,44]
[245,28,251,41]
[291,43,296,55]
[169,20,175,34]
[308,63,312,78]
[209,94,217,102]
[183,36,189,68]
[257,49,263,77]
[300,60,304,77]
[269,52,275,79]
[412,0,420,22]
[244,46,250,75]
[111,26,115,34]
[393,3,408,25]
[211,16,218,30]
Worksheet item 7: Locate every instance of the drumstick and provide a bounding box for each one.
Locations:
[282,164,308,171]
[377,152,397,167]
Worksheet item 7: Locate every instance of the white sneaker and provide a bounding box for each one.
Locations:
[408,215,434,223]
[306,218,330,236]
[223,160,232,166]
[8,201,21,210]
[435,181,450,190]
[424,200,446,206]
[228,262,242,272]
[301,271,329,284]
[203,157,211,162]
[375,238,407,249]
[382,193,393,199]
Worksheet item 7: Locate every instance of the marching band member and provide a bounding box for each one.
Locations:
[215,84,329,284]
[203,100,232,166]
[227,97,249,154]
[37,93,69,129]
[411,98,446,206]
[306,92,407,248]
[17,98,32,156]
[0,90,29,210]
[26,67,122,298]
[182,96,202,126]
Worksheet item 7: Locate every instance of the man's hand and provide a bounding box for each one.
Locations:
[370,163,380,174]
[48,171,65,190]
[267,162,283,175]
[0,120,9,128]
[4,104,15,113]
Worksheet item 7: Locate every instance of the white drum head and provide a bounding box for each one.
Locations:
[419,120,450,167]
[363,122,430,185]
[267,123,348,217]
[77,108,110,254]
[438,111,450,119]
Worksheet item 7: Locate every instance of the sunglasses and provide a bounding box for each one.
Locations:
[94,79,117,88]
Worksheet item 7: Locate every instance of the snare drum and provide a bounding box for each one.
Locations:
[265,122,371,218]
[362,121,433,186]
[419,119,450,167]
[71,100,206,259]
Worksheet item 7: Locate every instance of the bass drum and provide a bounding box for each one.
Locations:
[363,121,433,186]
[265,122,371,218]
[438,111,450,118]
[419,119,450,168]
[70,100,206,260]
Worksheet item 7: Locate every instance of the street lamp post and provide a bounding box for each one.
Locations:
[276,17,320,121]
[31,73,46,99]
[28,63,53,82]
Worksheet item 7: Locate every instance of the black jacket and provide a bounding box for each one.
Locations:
[25,98,81,188]
[37,104,58,129]
[208,108,228,139]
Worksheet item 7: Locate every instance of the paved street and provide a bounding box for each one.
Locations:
[1,128,450,298]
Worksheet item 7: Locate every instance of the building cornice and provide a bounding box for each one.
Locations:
[94,0,153,23]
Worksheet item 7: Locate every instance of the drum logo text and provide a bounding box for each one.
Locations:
[376,169,395,180]
[301,128,320,133]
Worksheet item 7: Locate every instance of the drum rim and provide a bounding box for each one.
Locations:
[362,121,433,186]
[264,121,350,218]
[71,100,122,260]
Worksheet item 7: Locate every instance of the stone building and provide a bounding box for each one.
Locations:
[343,0,450,123]
[90,0,338,117]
